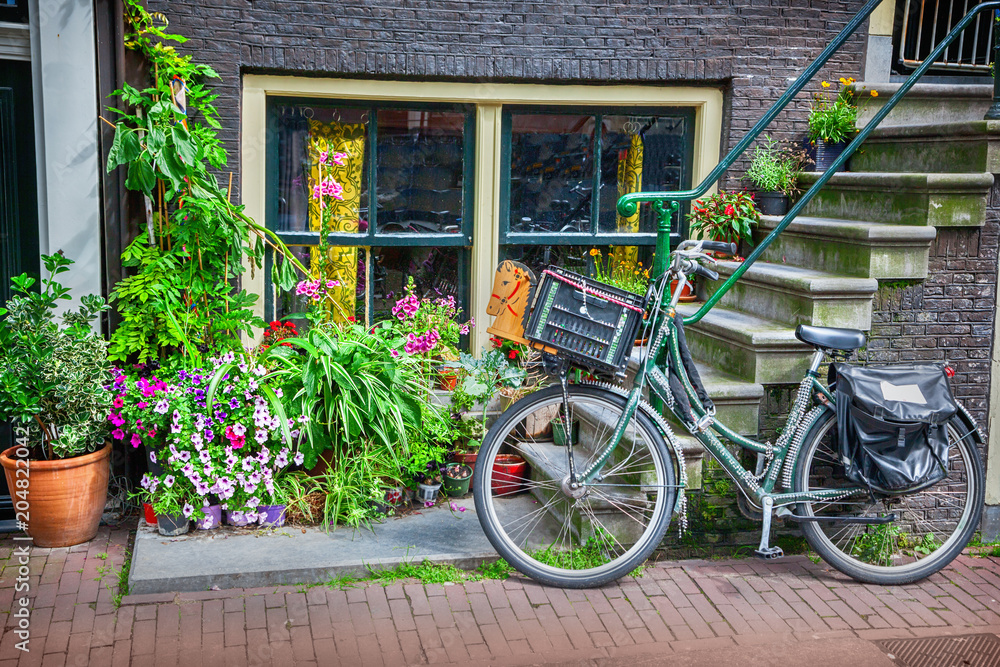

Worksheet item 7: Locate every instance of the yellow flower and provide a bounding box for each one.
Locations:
[821,81,831,88]
[589,248,600,257]
[870,90,879,97]
[839,77,848,85]
[848,77,856,84]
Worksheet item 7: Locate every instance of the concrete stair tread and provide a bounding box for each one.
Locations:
[800,171,993,188]
[678,304,807,348]
[758,215,938,241]
[861,118,1000,139]
[627,345,764,401]
[713,260,878,294]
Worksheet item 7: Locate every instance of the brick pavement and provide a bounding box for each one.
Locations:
[1,522,999,666]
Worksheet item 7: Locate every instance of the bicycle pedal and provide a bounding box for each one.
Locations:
[754,546,784,560]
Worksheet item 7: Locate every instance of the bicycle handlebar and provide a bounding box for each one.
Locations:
[691,263,719,282]
[700,241,737,256]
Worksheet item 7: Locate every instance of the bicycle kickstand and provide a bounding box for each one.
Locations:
[755,496,784,560]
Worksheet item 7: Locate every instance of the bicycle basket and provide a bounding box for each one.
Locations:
[524,266,645,376]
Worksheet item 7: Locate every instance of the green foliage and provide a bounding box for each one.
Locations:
[446,349,526,417]
[687,190,761,247]
[261,322,428,471]
[0,253,112,459]
[913,532,943,556]
[807,77,878,144]
[363,558,514,585]
[109,1,305,364]
[744,135,811,197]
[589,248,649,296]
[852,522,900,567]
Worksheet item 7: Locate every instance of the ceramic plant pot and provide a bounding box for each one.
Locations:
[0,442,112,548]
[491,454,528,496]
[257,505,287,527]
[442,463,473,496]
[438,371,459,391]
[157,513,190,536]
[195,504,222,530]
[451,451,479,490]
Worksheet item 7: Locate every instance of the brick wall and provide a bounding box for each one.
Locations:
[145,0,870,198]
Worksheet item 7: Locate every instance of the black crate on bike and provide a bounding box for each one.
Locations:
[524,266,645,376]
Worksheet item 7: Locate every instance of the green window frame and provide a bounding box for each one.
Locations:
[499,106,696,249]
[263,96,476,323]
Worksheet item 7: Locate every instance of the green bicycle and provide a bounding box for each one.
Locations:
[472,239,985,589]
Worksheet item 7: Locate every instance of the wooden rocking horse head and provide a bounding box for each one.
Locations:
[486,260,535,345]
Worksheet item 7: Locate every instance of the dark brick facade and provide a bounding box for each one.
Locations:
[145,0,870,199]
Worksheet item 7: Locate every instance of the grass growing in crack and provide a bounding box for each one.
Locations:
[93,546,131,608]
[314,558,517,589]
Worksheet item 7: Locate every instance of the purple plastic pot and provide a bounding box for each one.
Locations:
[225,510,251,527]
[195,504,222,530]
[258,505,286,527]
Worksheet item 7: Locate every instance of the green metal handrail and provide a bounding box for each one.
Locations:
[618,0,1000,325]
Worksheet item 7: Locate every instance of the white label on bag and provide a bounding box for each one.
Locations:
[880,380,927,404]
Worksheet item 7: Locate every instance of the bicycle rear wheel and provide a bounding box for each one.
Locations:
[794,411,984,584]
[473,384,676,588]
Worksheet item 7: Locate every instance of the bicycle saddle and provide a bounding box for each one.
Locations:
[795,324,866,351]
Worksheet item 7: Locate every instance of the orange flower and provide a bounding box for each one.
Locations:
[589,248,600,257]
[870,90,879,97]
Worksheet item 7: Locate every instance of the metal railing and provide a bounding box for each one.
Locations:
[617,0,1000,327]
[899,0,994,73]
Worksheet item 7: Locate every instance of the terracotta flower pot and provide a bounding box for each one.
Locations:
[491,454,528,496]
[0,442,111,548]
[438,371,459,391]
[670,279,697,303]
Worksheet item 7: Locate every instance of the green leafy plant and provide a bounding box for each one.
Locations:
[107,1,306,364]
[588,248,649,296]
[744,135,812,197]
[852,522,900,567]
[0,253,112,459]
[446,349,526,417]
[687,190,761,248]
[807,76,878,144]
[258,321,428,470]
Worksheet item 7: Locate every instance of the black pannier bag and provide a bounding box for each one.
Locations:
[832,363,959,495]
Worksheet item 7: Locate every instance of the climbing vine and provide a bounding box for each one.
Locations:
[104,1,304,364]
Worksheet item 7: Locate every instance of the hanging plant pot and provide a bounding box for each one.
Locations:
[442,463,473,496]
[195,504,222,530]
[0,442,112,548]
[814,139,849,173]
[157,513,190,536]
[491,454,529,496]
[754,191,789,216]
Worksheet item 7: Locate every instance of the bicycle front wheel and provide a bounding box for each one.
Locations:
[473,384,676,588]
[794,411,984,585]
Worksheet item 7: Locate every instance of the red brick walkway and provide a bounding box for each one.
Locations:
[1,523,999,666]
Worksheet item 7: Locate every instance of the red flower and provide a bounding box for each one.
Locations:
[508,350,517,359]
[347,316,356,322]
[724,204,735,216]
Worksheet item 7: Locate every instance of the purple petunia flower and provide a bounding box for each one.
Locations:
[293,452,304,466]
[163,475,175,488]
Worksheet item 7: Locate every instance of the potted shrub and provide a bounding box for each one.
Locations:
[743,135,812,216]
[807,76,878,172]
[687,190,761,258]
[442,463,473,496]
[0,254,114,548]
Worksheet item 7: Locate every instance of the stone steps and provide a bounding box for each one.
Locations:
[754,215,937,279]
[680,305,813,385]
[851,120,1000,174]
[799,171,992,228]
[854,81,992,128]
[625,349,763,436]
[699,260,877,330]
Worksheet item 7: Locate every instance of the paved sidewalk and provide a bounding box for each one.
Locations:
[1,522,999,666]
